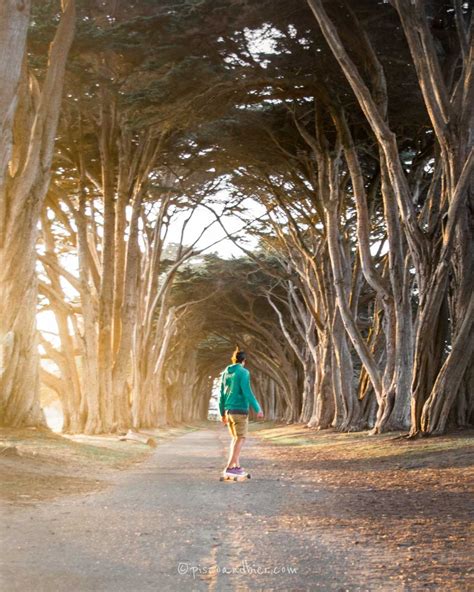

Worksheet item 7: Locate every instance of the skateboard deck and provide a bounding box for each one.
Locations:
[220,473,251,482]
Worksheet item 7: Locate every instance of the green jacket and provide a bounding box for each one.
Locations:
[219,363,262,417]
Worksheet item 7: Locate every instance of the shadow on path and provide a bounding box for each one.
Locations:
[2,426,455,591]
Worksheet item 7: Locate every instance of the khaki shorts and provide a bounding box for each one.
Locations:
[226,412,248,438]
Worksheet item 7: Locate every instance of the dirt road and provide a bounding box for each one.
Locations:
[1,426,471,591]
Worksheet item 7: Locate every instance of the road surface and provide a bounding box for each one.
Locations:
[1,426,407,591]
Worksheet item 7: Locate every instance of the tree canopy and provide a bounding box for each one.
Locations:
[0,0,472,436]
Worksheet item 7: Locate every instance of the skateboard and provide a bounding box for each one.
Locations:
[220,472,251,482]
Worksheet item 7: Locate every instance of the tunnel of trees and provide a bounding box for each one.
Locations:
[0,0,472,437]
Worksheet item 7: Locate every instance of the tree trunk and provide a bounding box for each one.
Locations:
[0,0,75,427]
[420,291,474,434]
[97,97,116,431]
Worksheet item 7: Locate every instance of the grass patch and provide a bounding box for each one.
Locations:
[0,424,197,504]
[251,423,474,471]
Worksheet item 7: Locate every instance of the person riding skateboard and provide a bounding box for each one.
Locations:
[219,346,264,477]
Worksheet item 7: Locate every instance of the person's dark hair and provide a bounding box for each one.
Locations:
[231,345,246,364]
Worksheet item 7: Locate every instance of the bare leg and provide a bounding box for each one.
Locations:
[226,437,237,468]
[229,437,246,467]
